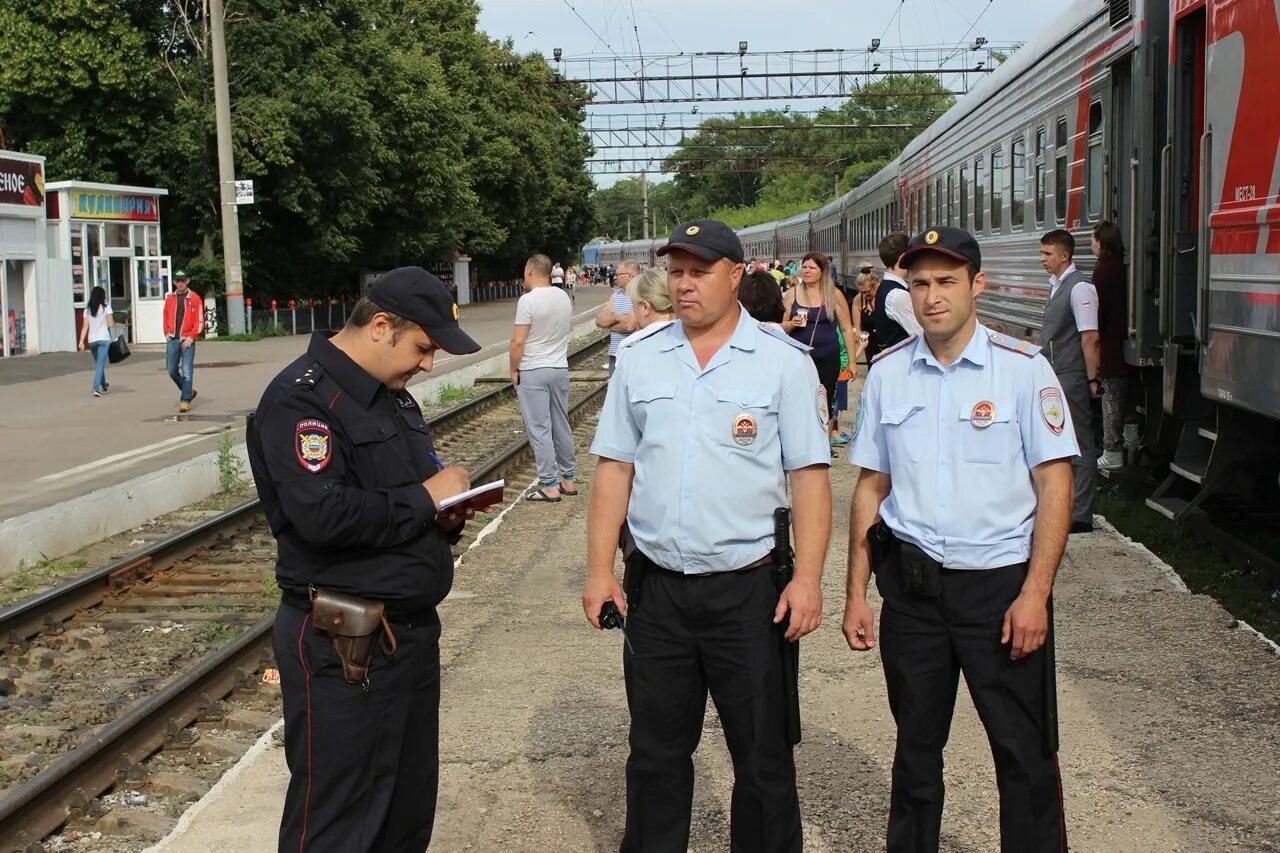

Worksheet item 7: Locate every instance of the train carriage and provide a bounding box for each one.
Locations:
[846,161,900,274]
[737,222,777,264]
[774,212,813,266]
[812,196,848,274]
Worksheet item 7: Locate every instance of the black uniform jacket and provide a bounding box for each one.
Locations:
[248,332,457,619]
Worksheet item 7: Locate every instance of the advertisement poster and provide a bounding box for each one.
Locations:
[0,158,44,208]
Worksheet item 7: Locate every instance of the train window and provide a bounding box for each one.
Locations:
[1036,127,1046,157]
[1055,115,1068,223]
[926,183,932,228]
[974,157,985,233]
[1035,126,1047,227]
[960,166,969,229]
[1056,116,1068,148]
[935,178,942,224]
[1011,136,1025,230]
[990,146,1003,232]
[1086,100,1104,219]
[946,173,954,225]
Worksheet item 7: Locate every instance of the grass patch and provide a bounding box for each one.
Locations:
[193,621,243,653]
[436,384,477,407]
[206,323,290,342]
[260,574,282,608]
[2,554,90,603]
[217,431,247,492]
[1095,487,1280,640]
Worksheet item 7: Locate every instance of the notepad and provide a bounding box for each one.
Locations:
[436,479,505,515]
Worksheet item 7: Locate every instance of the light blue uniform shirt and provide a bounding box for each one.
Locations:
[592,306,831,574]
[849,324,1080,569]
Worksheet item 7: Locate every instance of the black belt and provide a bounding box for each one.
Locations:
[638,552,773,577]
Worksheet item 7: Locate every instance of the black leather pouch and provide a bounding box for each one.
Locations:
[897,543,943,598]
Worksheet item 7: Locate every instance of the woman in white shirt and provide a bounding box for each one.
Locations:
[77,286,114,397]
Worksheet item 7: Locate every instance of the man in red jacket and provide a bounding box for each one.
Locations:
[163,270,203,412]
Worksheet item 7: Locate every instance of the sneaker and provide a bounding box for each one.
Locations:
[179,401,191,413]
[101,383,110,393]
[93,388,103,397]
[830,435,850,447]
[1099,450,1124,470]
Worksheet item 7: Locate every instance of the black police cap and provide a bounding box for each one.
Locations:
[898,226,982,271]
[368,266,480,354]
[656,220,744,263]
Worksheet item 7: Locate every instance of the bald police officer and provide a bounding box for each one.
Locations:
[584,220,833,853]
[843,227,1076,853]
[248,267,483,851]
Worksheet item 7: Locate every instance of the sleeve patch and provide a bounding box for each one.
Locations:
[817,386,830,428]
[296,419,333,472]
[1039,388,1066,435]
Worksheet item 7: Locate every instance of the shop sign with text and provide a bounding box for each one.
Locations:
[70,189,159,222]
[0,158,45,208]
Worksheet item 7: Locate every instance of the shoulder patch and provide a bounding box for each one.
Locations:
[870,334,918,364]
[394,389,419,410]
[292,362,325,388]
[618,319,675,351]
[757,321,812,353]
[988,331,1042,357]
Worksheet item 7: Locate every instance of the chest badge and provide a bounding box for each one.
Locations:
[1039,388,1066,435]
[970,400,995,429]
[296,419,333,472]
[732,412,758,446]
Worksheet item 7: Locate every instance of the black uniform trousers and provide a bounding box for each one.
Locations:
[274,602,441,853]
[876,553,1067,853]
[622,556,800,853]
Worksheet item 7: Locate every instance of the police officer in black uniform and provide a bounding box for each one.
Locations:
[247,267,482,852]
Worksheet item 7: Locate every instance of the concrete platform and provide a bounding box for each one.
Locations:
[148,441,1280,853]
[0,290,611,572]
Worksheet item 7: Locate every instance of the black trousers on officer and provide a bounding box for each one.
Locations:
[876,555,1067,853]
[622,556,800,853]
[274,602,441,853]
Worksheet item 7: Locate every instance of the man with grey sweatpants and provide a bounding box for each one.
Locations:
[511,254,578,503]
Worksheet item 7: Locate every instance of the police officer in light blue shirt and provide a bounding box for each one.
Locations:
[583,219,832,853]
[843,226,1077,853]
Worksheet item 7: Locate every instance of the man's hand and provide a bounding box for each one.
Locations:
[437,507,475,530]
[1089,379,1101,399]
[510,370,520,385]
[180,337,193,350]
[594,306,616,330]
[774,577,821,641]
[842,598,877,650]
[1002,592,1049,660]
[424,466,470,509]
[582,573,626,628]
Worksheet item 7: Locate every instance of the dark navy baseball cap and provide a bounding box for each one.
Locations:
[899,226,982,271]
[369,266,480,354]
[657,220,745,263]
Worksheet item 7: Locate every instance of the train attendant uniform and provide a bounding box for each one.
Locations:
[247,268,482,852]
[1042,263,1100,530]
[849,227,1077,853]
[591,220,832,853]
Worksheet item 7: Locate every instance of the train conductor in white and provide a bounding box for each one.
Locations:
[584,219,832,852]
[844,226,1077,853]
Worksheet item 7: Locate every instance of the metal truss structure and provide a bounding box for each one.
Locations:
[585,122,925,150]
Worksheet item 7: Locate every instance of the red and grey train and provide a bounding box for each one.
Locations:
[585,0,1280,518]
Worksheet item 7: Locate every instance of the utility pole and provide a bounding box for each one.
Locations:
[210,0,246,334]
[641,171,650,240]
[626,215,631,241]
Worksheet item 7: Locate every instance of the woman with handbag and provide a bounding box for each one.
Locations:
[77,286,114,397]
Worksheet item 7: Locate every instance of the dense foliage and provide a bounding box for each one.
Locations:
[0,0,595,295]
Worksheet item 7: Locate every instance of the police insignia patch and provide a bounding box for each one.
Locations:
[970,400,995,429]
[296,419,332,472]
[452,303,459,321]
[1039,388,1066,435]
[925,230,940,245]
[732,412,758,446]
[685,224,701,236]
[817,386,830,428]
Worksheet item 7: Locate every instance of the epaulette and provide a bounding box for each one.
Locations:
[988,331,1042,357]
[871,335,918,364]
[292,362,324,388]
[757,322,812,353]
[618,319,675,351]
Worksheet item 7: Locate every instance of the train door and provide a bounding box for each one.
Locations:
[1166,7,1206,349]
[1109,58,1133,255]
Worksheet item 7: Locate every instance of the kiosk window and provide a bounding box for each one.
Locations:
[105,223,131,249]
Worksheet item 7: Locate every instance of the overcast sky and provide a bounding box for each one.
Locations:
[476,0,1077,186]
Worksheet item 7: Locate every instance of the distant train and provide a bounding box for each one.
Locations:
[585,0,1280,519]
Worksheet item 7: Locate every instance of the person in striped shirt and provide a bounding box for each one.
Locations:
[595,260,639,374]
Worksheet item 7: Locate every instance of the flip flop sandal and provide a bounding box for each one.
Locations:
[527,488,562,503]
[560,486,580,496]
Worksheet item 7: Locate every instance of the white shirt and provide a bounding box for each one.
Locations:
[1048,263,1100,332]
[551,264,565,284]
[514,285,572,370]
[85,306,113,343]
[881,273,924,336]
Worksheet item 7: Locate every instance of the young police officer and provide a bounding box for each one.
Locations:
[584,220,832,853]
[843,227,1076,853]
[247,267,483,852]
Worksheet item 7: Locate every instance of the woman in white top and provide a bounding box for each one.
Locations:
[77,286,114,397]
[616,268,676,362]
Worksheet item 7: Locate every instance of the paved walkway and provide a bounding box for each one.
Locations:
[0,290,611,523]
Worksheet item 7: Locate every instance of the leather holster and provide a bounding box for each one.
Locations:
[309,586,398,685]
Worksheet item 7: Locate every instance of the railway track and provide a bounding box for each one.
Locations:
[0,336,611,851]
